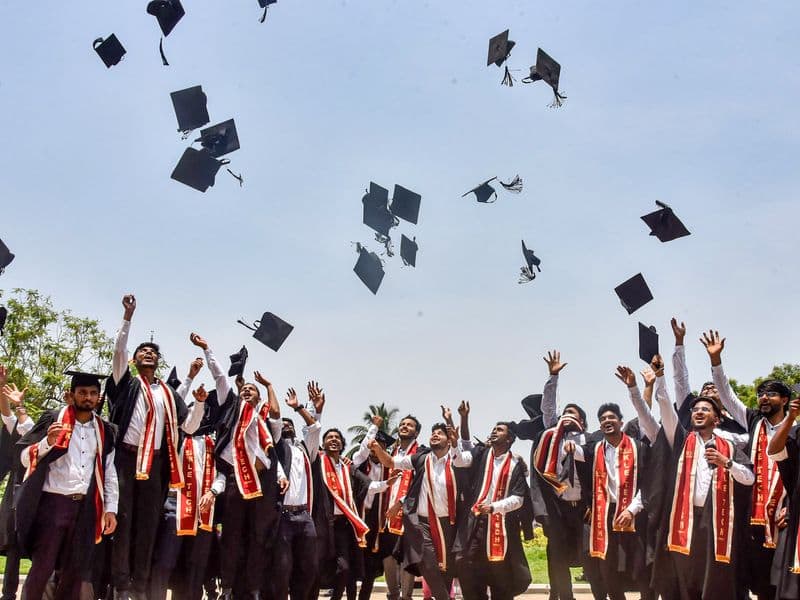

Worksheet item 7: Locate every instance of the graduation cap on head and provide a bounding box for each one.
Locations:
[0,307,7,335]
[258,0,277,23]
[170,86,210,135]
[237,312,294,352]
[196,119,240,158]
[353,244,385,294]
[519,240,541,283]
[487,30,516,86]
[64,370,109,389]
[400,235,418,267]
[461,175,523,203]
[641,200,691,243]
[146,0,184,65]
[93,35,126,68]
[638,322,659,363]
[363,182,397,239]
[389,185,421,225]
[228,345,248,377]
[0,239,15,275]
[614,273,653,315]
[375,430,396,447]
[522,48,567,108]
[171,147,227,193]
[166,366,181,390]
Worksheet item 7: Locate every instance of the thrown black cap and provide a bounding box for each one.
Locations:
[527,48,561,91]
[400,235,418,267]
[487,30,515,67]
[521,393,543,419]
[522,240,541,270]
[93,35,126,68]
[147,0,185,37]
[171,147,224,192]
[258,0,277,6]
[638,322,659,363]
[0,307,7,335]
[353,246,385,294]
[0,239,14,274]
[363,183,396,238]
[228,345,248,377]
[614,273,653,315]
[170,86,210,134]
[641,201,691,243]
[166,366,181,390]
[64,370,109,389]
[375,430,396,447]
[238,312,294,352]
[462,178,497,203]
[390,185,421,224]
[196,119,240,158]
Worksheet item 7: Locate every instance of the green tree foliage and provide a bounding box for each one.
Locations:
[345,402,400,457]
[730,363,800,408]
[0,288,113,417]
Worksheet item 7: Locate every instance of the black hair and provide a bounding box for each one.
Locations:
[70,380,102,392]
[430,422,448,436]
[562,403,587,426]
[282,417,295,427]
[756,380,792,403]
[597,403,623,420]
[690,395,721,417]
[134,341,161,358]
[401,414,422,434]
[700,381,715,391]
[495,421,516,444]
[323,427,347,447]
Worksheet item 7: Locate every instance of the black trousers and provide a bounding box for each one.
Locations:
[148,505,180,600]
[22,493,83,600]
[417,516,455,600]
[3,543,21,600]
[545,501,585,600]
[331,517,361,600]
[271,508,317,600]
[459,516,514,600]
[742,525,776,600]
[112,447,166,593]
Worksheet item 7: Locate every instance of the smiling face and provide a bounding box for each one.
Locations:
[323,430,344,454]
[756,384,789,418]
[690,399,720,431]
[699,382,719,403]
[133,344,159,371]
[599,410,622,437]
[397,417,420,441]
[429,425,448,450]
[239,383,260,404]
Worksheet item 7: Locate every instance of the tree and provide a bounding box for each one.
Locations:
[345,402,400,456]
[729,363,800,409]
[0,288,113,417]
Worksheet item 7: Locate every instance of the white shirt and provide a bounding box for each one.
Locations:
[540,373,584,501]
[1,413,33,436]
[113,320,203,448]
[574,441,643,515]
[388,441,417,503]
[21,419,119,513]
[324,457,383,515]
[395,451,451,518]
[452,441,524,515]
[362,459,388,510]
[351,423,378,468]
[282,421,322,507]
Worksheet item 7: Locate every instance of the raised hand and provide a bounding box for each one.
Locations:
[615,366,636,388]
[787,398,800,421]
[285,388,299,409]
[2,383,26,408]
[235,375,245,393]
[189,333,208,350]
[254,371,272,388]
[0,364,7,387]
[122,295,136,320]
[670,317,686,345]
[308,381,325,414]
[458,400,470,418]
[544,350,568,376]
[46,422,64,447]
[640,366,656,388]
[188,357,204,379]
[371,414,384,428]
[192,384,208,403]
[441,405,453,425]
[446,425,458,447]
[700,330,726,363]
[650,354,664,375]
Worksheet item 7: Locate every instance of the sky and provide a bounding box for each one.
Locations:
[1,1,799,457]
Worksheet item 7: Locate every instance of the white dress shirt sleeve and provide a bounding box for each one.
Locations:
[112,319,131,384]
[211,472,226,495]
[303,420,322,464]
[655,375,678,448]
[451,441,474,467]
[268,418,283,444]
[392,455,414,470]
[351,424,378,468]
[277,461,287,481]
[180,401,205,435]
[628,384,659,443]
[672,344,691,409]
[769,448,788,462]
[711,364,748,429]
[21,437,52,468]
[542,374,559,428]
[16,417,34,436]
[729,461,755,486]
[175,376,194,402]
[203,348,231,403]
[104,450,119,514]
[490,494,523,515]
[1,414,17,435]
[626,490,644,516]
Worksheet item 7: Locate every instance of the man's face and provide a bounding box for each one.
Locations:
[690,400,720,430]
[282,419,295,438]
[429,428,448,449]
[397,418,419,440]
[489,423,512,447]
[70,386,101,412]
[700,383,719,402]
[134,345,159,370]
[562,407,583,431]
[599,411,622,437]
[323,431,343,453]
[239,383,260,404]
[757,389,787,418]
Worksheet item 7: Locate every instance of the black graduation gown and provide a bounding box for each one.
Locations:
[0,420,25,553]
[356,459,394,573]
[14,410,117,579]
[452,445,532,596]
[772,424,800,599]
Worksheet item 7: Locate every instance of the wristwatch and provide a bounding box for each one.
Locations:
[293,404,305,413]
[724,459,733,470]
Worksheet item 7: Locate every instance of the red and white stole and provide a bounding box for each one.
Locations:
[136,375,183,489]
[177,435,215,536]
[386,440,419,534]
[24,406,107,544]
[233,400,274,499]
[749,418,786,548]
[533,415,583,493]
[322,454,369,547]
[471,449,514,562]
[668,433,734,563]
[425,453,457,571]
[589,434,638,559]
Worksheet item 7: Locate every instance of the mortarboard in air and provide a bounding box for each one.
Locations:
[146,0,185,65]
[522,48,567,108]
[389,185,421,224]
[93,35,126,68]
[0,307,7,335]
[228,345,248,377]
[0,239,15,275]
[258,0,277,23]
[487,30,516,86]
[166,366,181,390]
[362,183,398,253]
[171,147,227,192]
[519,240,541,283]
[521,394,543,419]
[614,273,653,315]
[375,430,396,447]
[170,86,210,135]
[462,175,523,203]
[638,322,659,363]
[400,235,418,267]
[64,370,109,389]
[237,312,294,352]
[196,119,240,158]
[353,244,385,295]
[640,200,691,243]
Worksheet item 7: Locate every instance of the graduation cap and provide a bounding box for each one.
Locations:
[487,30,516,86]
[93,35,126,68]
[0,306,7,335]
[171,147,227,192]
[389,185,421,225]
[64,370,109,389]
[146,0,184,65]
[400,235,418,267]
[258,0,277,23]
[363,182,398,239]
[521,394,543,419]
[461,175,522,204]
[170,86,210,135]
[375,430,396,447]
[166,366,181,390]
[640,200,691,243]
[519,240,541,283]
[0,239,14,275]
[228,345,248,377]
[522,48,567,108]
[196,119,240,158]
[237,312,294,352]
[353,245,385,295]
[614,273,653,315]
[638,322,659,363]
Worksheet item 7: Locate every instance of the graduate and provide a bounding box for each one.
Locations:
[105,296,204,599]
[16,371,119,600]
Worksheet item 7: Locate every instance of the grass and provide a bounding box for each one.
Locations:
[0,556,30,575]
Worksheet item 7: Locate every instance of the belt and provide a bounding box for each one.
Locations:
[560,499,580,507]
[44,492,85,502]
[282,504,308,514]
[121,442,161,456]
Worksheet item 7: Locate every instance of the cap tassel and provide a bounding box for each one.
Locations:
[548,90,567,109]
[226,169,244,187]
[518,267,536,284]
[159,37,169,66]
[236,319,257,332]
[499,175,523,193]
[501,66,515,87]
[375,234,394,258]
[259,5,269,23]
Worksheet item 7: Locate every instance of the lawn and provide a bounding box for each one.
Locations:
[523,527,584,584]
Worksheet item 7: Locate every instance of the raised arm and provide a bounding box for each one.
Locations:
[542,350,568,428]
[768,398,800,459]
[112,295,136,384]
[701,330,747,428]
[175,357,203,401]
[367,438,398,470]
[254,371,280,419]
[616,366,659,443]
[190,333,231,403]
[181,385,208,435]
[286,387,322,462]
[351,414,381,468]
[652,356,678,448]
[640,366,655,409]
[670,318,692,408]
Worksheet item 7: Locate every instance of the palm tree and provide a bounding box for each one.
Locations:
[345,402,400,457]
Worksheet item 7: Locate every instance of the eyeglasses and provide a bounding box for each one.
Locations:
[690,406,714,414]
[757,391,781,399]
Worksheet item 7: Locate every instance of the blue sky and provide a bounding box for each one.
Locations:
[1,1,798,453]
